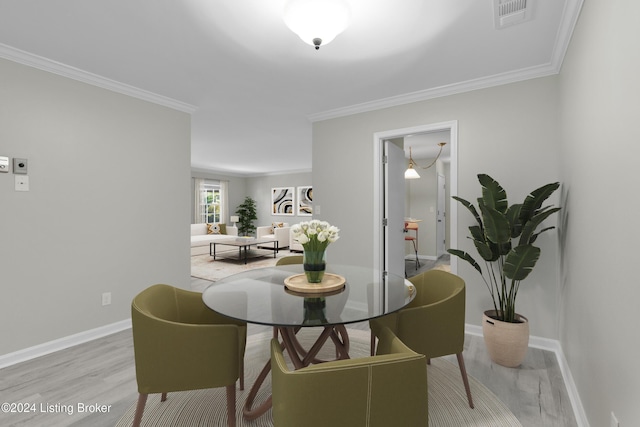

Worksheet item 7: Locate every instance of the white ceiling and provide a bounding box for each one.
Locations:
[0,0,582,176]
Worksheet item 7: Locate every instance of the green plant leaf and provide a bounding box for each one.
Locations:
[503,245,541,281]
[448,249,483,275]
[520,182,560,222]
[478,174,508,214]
[474,239,499,261]
[480,204,511,245]
[529,226,555,244]
[506,203,523,238]
[469,225,484,241]
[519,207,561,245]
[452,196,482,228]
[467,225,499,260]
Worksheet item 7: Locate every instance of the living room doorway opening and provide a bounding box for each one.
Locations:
[372,121,458,277]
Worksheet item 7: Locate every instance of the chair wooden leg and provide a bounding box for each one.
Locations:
[132,393,148,427]
[370,330,376,356]
[226,384,236,427]
[161,392,168,402]
[456,352,474,408]
[239,359,245,391]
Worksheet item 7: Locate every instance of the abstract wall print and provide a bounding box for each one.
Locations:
[272,187,294,216]
[297,186,313,216]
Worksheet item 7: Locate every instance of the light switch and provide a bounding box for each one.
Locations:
[15,175,29,191]
[0,156,8,173]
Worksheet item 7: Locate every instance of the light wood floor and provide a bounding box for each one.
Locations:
[0,276,578,427]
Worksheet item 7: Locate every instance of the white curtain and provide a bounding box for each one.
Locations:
[194,178,204,223]
[220,180,229,224]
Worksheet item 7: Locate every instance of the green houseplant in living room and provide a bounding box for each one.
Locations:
[448,174,560,367]
[235,196,258,236]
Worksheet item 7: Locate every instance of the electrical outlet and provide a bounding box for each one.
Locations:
[610,411,619,427]
[102,292,112,306]
[15,175,29,191]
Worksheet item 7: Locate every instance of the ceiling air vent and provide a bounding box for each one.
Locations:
[494,0,533,29]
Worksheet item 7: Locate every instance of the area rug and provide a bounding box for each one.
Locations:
[191,251,294,282]
[115,329,521,427]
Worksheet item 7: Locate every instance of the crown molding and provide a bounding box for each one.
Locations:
[245,168,313,178]
[309,62,558,122]
[309,0,584,123]
[192,165,312,178]
[0,43,197,114]
[551,0,585,72]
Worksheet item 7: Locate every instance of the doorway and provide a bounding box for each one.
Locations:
[372,121,458,277]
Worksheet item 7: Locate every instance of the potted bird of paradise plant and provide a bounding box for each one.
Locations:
[448,174,560,367]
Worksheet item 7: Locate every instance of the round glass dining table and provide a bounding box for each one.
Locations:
[202,264,416,420]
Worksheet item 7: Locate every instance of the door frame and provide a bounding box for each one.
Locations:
[436,172,447,257]
[372,120,458,274]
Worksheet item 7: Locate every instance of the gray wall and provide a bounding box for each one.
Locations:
[246,171,313,231]
[559,1,640,425]
[0,58,191,355]
[313,77,562,340]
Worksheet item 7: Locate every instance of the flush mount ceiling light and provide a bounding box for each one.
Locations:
[404,142,447,180]
[283,0,351,50]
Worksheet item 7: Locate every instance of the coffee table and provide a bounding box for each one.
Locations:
[210,237,278,264]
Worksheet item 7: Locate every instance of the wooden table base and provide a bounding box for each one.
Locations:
[243,325,350,420]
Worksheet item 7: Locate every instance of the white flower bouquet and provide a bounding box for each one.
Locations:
[291,220,340,252]
[291,221,340,282]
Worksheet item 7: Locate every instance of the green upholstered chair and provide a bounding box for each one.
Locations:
[370,269,474,408]
[275,255,304,265]
[270,326,428,427]
[131,284,247,427]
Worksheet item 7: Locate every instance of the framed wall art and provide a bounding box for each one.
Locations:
[297,186,313,216]
[272,187,295,216]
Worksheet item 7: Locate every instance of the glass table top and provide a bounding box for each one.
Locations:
[202,264,416,327]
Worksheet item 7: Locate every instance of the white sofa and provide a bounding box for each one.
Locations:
[191,223,238,256]
[289,228,303,253]
[256,223,290,251]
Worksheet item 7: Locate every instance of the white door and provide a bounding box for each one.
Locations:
[384,140,406,278]
[437,173,446,257]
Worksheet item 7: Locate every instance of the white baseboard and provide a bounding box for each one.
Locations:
[404,255,437,261]
[0,319,131,369]
[465,323,589,427]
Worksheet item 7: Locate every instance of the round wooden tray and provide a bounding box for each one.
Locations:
[284,273,346,294]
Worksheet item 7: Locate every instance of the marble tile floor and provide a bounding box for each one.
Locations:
[0,275,578,427]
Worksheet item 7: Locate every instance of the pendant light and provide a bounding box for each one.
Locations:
[283,0,351,50]
[404,143,447,179]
